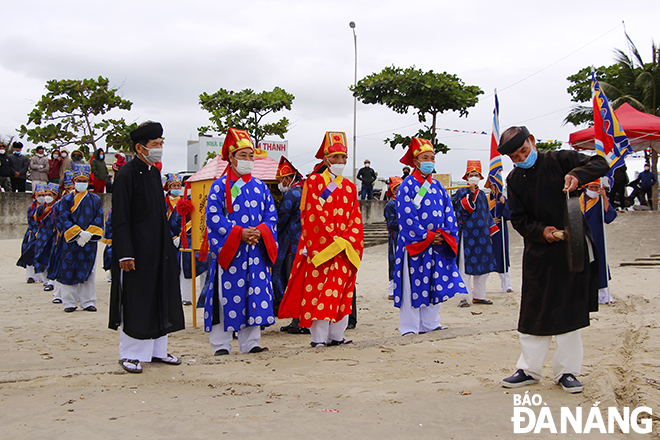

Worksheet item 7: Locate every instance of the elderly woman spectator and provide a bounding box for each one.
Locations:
[90,148,109,193]
[30,145,50,184]
[59,148,71,182]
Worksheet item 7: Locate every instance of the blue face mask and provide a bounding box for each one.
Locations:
[513,148,538,169]
[170,189,182,197]
[418,161,435,175]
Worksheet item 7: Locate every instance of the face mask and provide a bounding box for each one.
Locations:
[585,189,599,199]
[45,196,54,204]
[14,151,20,155]
[0,149,5,154]
[75,182,88,193]
[142,147,163,164]
[99,154,104,160]
[418,161,435,175]
[170,189,182,197]
[234,159,254,175]
[645,167,650,172]
[278,181,290,193]
[73,155,82,161]
[53,154,59,159]
[513,148,538,169]
[468,176,480,186]
[329,163,345,176]
[36,196,46,204]
[37,153,43,157]
[364,164,370,168]
[61,153,68,158]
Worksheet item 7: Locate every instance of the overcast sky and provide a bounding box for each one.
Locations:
[1,0,657,182]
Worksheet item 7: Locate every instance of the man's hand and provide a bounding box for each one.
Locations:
[499,194,506,204]
[13,171,18,177]
[493,217,501,224]
[120,259,135,271]
[432,233,445,246]
[563,174,579,193]
[241,227,262,245]
[598,187,607,198]
[543,226,563,243]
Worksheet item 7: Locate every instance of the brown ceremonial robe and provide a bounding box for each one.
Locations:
[108,157,184,339]
[507,150,609,336]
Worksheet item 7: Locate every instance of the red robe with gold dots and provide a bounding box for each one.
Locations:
[278,169,364,327]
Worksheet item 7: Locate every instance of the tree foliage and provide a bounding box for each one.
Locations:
[19,76,133,158]
[350,66,483,153]
[536,140,563,152]
[198,87,294,146]
[565,37,660,126]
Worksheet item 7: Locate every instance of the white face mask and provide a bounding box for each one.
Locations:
[329,163,345,177]
[36,196,46,204]
[234,159,254,175]
[0,149,5,154]
[142,147,163,164]
[45,195,54,204]
[75,182,88,193]
[53,154,59,159]
[585,189,599,199]
[278,181,290,193]
[61,152,68,158]
[468,176,480,186]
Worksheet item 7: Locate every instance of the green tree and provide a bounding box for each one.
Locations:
[19,76,133,158]
[350,66,483,153]
[104,120,138,153]
[565,36,660,207]
[198,87,294,147]
[536,140,563,152]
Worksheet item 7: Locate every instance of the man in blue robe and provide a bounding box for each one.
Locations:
[384,177,402,300]
[273,156,307,334]
[453,160,497,307]
[394,137,467,335]
[489,191,513,293]
[581,179,617,304]
[57,163,104,312]
[203,128,278,355]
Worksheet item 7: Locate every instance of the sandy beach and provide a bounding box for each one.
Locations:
[1,211,659,439]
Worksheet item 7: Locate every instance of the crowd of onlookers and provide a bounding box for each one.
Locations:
[0,141,126,193]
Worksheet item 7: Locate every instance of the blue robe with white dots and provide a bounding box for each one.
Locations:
[57,191,104,286]
[203,174,278,333]
[393,172,467,308]
[453,187,497,276]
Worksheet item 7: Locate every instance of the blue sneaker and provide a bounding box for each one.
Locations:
[502,369,539,388]
[558,373,583,393]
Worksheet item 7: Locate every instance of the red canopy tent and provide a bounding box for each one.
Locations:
[568,103,660,153]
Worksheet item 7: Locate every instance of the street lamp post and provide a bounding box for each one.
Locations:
[350,21,357,184]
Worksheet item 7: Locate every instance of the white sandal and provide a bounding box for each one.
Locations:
[119,358,142,373]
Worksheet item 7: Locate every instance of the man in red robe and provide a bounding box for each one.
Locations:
[278,132,364,347]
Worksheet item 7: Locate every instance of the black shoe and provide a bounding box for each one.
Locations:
[182,301,192,306]
[310,342,327,348]
[83,305,97,312]
[43,284,54,292]
[347,322,356,330]
[558,374,583,393]
[27,278,35,284]
[248,346,268,354]
[52,298,62,304]
[64,307,76,313]
[328,338,353,346]
[502,369,539,388]
[214,349,229,356]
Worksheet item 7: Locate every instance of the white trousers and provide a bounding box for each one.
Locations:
[26,266,44,283]
[388,279,395,298]
[180,269,207,303]
[598,287,613,304]
[208,265,261,353]
[311,315,349,344]
[458,234,489,301]
[398,252,441,335]
[498,271,513,292]
[60,269,97,309]
[119,329,168,362]
[52,281,62,301]
[516,330,583,382]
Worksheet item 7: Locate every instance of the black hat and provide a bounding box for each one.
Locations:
[497,126,530,155]
[130,122,163,142]
[12,141,23,149]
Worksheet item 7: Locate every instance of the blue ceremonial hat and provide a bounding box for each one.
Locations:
[46,182,60,195]
[72,163,91,179]
[164,173,182,190]
[33,182,47,193]
[63,170,74,189]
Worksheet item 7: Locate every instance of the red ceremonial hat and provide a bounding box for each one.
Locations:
[315,131,348,159]
[400,137,434,166]
[462,160,483,181]
[386,176,403,198]
[276,156,303,180]
[222,128,255,160]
